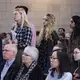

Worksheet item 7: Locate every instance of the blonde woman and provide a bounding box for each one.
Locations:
[11,6,32,51]
[37,14,59,74]
[11,6,32,64]
[14,6,36,47]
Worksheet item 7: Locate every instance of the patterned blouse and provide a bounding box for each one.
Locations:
[12,25,32,49]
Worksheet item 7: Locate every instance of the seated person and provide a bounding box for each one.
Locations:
[15,46,44,80]
[0,44,21,80]
[46,49,72,80]
[73,47,80,80]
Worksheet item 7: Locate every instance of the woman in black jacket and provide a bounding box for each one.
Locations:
[15,46,44,80]
[37,14,59,74]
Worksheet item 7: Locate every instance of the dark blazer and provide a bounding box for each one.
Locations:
[29,65,45,80]
[0,54,21,80]
[0,39,4,66]
[15,64,45,80]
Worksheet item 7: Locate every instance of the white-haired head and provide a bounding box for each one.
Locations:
[5,44,17,55]
[24,46,39,61]
[53,45,61,51]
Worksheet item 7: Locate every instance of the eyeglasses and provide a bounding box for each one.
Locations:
[50,56,58,60]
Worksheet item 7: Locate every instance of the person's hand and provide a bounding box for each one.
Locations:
[73,73,80,80]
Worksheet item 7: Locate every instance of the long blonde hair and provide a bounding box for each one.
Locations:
[37,14,55,45]
[13,8,30,31]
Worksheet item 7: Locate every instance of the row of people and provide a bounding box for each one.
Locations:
[1,43,80,80]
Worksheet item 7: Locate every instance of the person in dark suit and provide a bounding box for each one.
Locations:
[0,44,21,80]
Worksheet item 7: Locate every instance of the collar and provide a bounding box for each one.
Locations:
[5,58,15,67]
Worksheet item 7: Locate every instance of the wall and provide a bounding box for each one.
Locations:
[0,0,80,33]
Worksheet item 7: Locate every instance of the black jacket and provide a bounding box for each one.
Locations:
[0,56,21,80]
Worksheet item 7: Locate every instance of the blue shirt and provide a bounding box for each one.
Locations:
[1,58,15,80]
[46,71,72,80]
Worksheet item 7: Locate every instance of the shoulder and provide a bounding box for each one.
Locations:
[24,26,32,32]
[30,65,44,76]
[64,72,72,76]
[24,26,31,30]
[63,72,72,80]
[29,65,44,80]
[31,65,43,73]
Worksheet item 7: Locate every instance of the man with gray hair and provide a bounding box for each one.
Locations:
[0,44,21,80]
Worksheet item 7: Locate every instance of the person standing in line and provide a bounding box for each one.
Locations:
[11,6,32,51]
[68,15,80,73]
[15,5,36,46]
[37,14,59,74]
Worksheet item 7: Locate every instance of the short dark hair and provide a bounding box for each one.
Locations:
[51,49,71,79]
[15,5,28,14]
[58,28,65,32]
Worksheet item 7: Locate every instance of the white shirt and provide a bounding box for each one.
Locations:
[46,71,72,80]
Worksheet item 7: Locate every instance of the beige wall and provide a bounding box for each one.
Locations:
[0,0,80,33]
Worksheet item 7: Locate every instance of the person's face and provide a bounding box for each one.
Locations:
[58,29,64,35]
[22,53,33,66]
[13,10,22,22]
[3,45,13,61]
[70,18,76,29]
[73,48,80,61]
[43,15,49,27]
[50,51,59,68]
